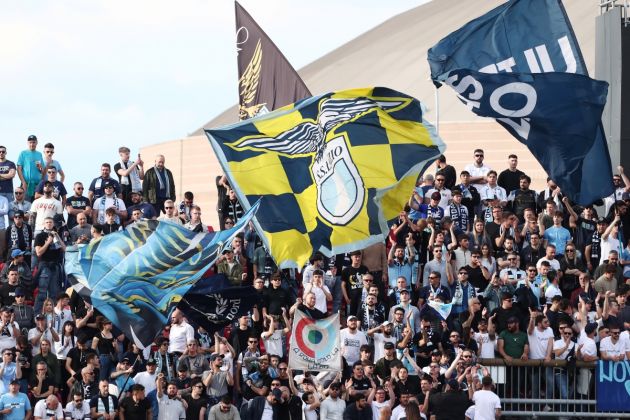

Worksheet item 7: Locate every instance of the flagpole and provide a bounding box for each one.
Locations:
[434,85,440,135]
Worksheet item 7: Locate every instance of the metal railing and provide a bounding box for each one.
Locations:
[477,358,630,418]
[600,0,630,26]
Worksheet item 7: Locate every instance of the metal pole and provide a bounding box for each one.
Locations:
[434,86,440,135]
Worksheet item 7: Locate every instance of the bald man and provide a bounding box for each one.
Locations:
[142,155,176,215]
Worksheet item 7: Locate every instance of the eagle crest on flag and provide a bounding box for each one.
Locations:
[238,39,267,119]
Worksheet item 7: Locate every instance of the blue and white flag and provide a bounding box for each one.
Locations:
[422,300,453,321]
[428,0,613,205]
[67,201,259,349]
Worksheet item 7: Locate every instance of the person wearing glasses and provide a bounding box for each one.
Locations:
[498,252,526,287]
[34,166,67,207]
[464,148,491,192]
[67,366,98,405]
[64,182,92,230]
[157,199,182,225]
[182,377,208,420]
[65,390,92,419]
[202,353,233,406]
[0,146,16,205]
[599,322,629,361]
[552,327,576,411]
[8,188,31,227]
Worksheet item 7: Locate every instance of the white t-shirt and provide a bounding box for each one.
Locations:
[309,284,331,314]
[472,389,501,420]
[600,337,628,360]
[472,332,497,359]
[31,196,64,232]
[578,335,597,360]
[553,339,576,360]
[304,402,319,420]
[480,184,507,203]
[371,400,390,420]
[133,371,157,394]
[93,195,127,224]
[544,283,562,305]
[33,399,64,419]
[528,327,554,360]
[600,236,621,266]
[536,257,560,271]
[261,400,274,420]
[372,333,396,361]
[464,163,491,190]
[340,328,368,365]
[320,397,346,420]
[391,403,406,420]
[262,330,284,358]
[168,322,194,353]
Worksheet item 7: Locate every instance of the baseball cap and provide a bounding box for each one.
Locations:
[121,357,130,364]
[384,342,395,350]
[146,358,157,365]
[431,349,441,355]
[596,217,608,224]
[130,189,142,195]
[27,135,37,141]
[451,188,462,196]
[13,210,24,218]
[35,313,46,320]
[347,316,358,322]
[221,246,233,255]
[381,321,391,327]
[9,379,19,385]
[209,353,224,361]
[14,288,25,297]
[10,249,26,258]
[103,180,114,189]
[399,289,410,295]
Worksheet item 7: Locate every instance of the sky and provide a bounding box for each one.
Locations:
[0,0,429,188]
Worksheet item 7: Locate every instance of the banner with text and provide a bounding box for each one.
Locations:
[596,360,630,412]
[289,310,341,372]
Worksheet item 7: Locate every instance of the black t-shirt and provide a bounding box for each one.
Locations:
[34,231,63,263]
[0,283,19,307]
[342,265,370,294]
[348,376,372,402]
[464,265,488,291]
[29,376,54,402]
[66,195,91,228]
[498,169,524,196]
[120,396,151,417]
[428,390,473,420]
[183,394,208,420]
[66,347,97,375]
[491,306,523,332]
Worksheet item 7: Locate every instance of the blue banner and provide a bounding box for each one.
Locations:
[428,0,613,205]
[596,360,630,412]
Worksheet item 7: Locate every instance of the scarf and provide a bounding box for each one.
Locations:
[154,166,170,198]
[97,394,115,416]
[98,196,121,224]
[8,224,30,251]
[119,160,142,190]
[154,350,173,381]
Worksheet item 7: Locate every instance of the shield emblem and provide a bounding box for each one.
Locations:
[313,136,365,225]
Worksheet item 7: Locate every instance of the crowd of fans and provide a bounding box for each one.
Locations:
[0,136,628,419]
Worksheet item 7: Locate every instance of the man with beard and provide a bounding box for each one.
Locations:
[155,376,185,420]
[342,251,370,317]
[89,379,119,420]
[340,317,368,376]
[119,383,152,420]
[125,190,157,225]
[357,294,385,338]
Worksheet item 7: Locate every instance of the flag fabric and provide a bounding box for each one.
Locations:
[428,0,613,205]
[177,274,259,333]
[289,310,342,371]
[421,300,453,321]
[206,87,445,269]
[66,202,259,348]
[235,1,311,120]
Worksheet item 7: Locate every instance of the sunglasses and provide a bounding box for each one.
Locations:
[248,340,257,344]
[428,276,438,279]
[164,206,174,209]
[475,154,484,157]
[225,221,234,225]
[527,269,537,272]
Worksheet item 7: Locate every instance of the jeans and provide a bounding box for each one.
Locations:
[34,263,62,314]
[99,354,114,381]
[531,366,554,409]
[553,369,571,412]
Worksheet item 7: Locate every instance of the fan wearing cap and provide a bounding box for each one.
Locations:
[341,251,370,317]
[125,189,157,226]
[6,206,33,263]
[201,353,233,405]
[497,316,529,362]
[0,377,31,418]
[16,135,44,201]
[340,316,368,370]
[33,165,67,207]
[92,179,127,226]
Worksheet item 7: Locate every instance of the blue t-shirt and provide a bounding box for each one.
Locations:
[0,363,17,394]
[0,392,31,420]
[0,160,16,193]
[16,150,43,182]
[35,180,68,200]
[543,226,572,255]
[128,202,157,219]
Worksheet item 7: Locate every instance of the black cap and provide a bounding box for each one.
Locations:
[596,217,608,224]
[27,135,37,141]
[209,353,224,361]
[9,378,19,385]
[384,342,395,349]
[431,349,441,355]
[14,288,25,297]
[507,316,519,324]
[146,358,157,365]
[35,313,45,320]
[103,180,114,189]
[121,357,130,363]
[13,210,24,218]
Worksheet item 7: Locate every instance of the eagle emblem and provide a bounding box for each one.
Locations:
[231,97,404,225]
[239,39,267,120]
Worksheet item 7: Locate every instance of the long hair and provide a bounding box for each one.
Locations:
[405,401,422,420]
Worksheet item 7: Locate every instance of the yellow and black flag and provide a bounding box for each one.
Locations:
[235,1,311,120]
[206,87,446,269]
